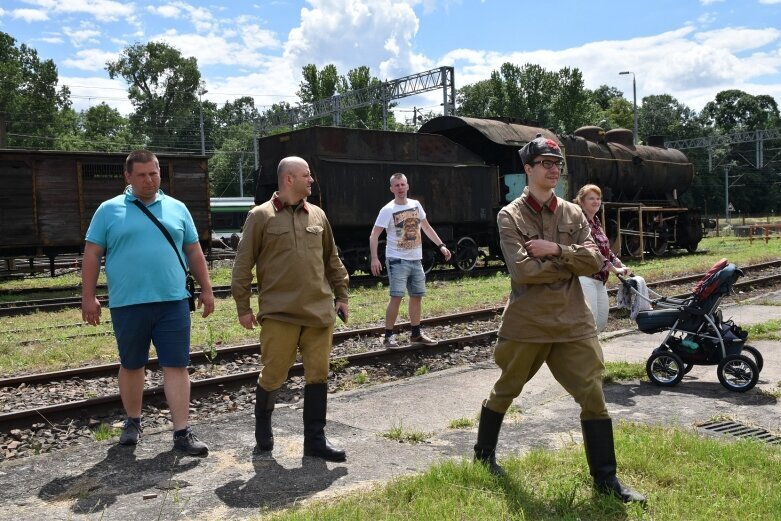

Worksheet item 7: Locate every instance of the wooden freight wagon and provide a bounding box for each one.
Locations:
[0,150,210,271]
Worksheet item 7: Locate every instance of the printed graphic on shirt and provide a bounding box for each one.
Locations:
[393,208,421,250]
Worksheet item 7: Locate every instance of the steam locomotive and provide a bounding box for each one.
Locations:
[253,116,702,275]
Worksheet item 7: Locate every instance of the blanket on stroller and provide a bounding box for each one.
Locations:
[616,275,653,319]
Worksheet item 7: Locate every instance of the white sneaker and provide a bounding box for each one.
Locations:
[383,334,400,348]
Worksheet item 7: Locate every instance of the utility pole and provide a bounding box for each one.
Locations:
[198,84,207,155]
[725,165,744,224]
[0,112,7,148]
[238,152,245,197]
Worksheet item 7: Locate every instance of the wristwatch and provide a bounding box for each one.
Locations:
[438,244,446,250]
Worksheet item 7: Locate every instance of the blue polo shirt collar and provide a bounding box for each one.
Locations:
[124,185,166,204]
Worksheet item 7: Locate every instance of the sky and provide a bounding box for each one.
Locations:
[2,0,781,127]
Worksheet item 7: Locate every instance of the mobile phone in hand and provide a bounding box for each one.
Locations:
[336,308,346,322]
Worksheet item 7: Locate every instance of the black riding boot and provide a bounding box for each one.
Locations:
[303,383,346,462]
[473,402,506,476]
[255,386,279,452]
[581,419,646,504]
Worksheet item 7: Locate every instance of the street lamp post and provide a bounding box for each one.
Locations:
[619,71,638,145]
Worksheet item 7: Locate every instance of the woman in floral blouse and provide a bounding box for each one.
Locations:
[575,184,630,331]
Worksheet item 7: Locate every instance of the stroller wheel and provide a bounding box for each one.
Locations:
[646,351,685,387]
[717,354,759,392]
[740,345,763,373]
[682,363,694,375]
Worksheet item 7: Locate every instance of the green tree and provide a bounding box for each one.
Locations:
[590,85,624,111]
[639,94,701,142]
[0,31,71,148]
[700,89,781,133]
[297,64,339,126]
[455,80,498,118]
[454,62,597,132]
[106,41,202,152]
[54,103,139,151]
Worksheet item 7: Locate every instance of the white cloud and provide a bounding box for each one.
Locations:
[204,56,300,108]
[12,8,49,22]
[440,25,781,111]
[63,25,102,47]
[20,0,134,22]
[39,36,64,44]
[0,8,6,17]
[152,30,278,66]
[62,48,119,71]
[694,27,780,53]
[699,0,724,5]
[759,0,781,4]
[284,0,429,81]
[147,4,182,18]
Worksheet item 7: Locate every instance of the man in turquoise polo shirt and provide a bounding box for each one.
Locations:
[81,150,214,456]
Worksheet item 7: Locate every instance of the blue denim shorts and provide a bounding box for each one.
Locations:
[386,258,426,297]
[110,299,191,369]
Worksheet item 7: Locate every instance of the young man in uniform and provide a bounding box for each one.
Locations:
[473,135,645,504]
[369,173,452,348]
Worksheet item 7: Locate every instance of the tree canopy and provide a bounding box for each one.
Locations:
[106,41,202,152]
[0,31,71,148]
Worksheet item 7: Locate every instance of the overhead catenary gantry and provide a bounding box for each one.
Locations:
[256,66,455,134]
[665,128,781,171]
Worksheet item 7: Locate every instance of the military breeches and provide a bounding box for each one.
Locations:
[258,318,334,391]
[485,336,610,420]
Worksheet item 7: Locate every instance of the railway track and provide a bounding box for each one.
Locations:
[1,264,780,459]
[0,265,506,316]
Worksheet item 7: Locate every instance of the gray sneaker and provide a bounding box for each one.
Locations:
[410,334,437,346]
[383,334,400,349]
[119,419,142,445]
[174,427,209,455]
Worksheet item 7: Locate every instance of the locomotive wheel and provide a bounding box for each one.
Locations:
[717,354,758,392]
[646,350,685,387]
[606,219,621,254]
[454,236,479,272]
[686,242,699,253]
[650,235,668,256]
[422,248,437,274]
[623,218,643,258]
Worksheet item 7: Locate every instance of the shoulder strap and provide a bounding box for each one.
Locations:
[131,199,189,275]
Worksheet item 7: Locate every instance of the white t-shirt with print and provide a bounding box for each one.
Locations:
[373,199,427,261]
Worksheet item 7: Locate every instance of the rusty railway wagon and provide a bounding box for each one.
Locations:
[254,116,701,274]
[421,117,703,258]
[0,150,210,273]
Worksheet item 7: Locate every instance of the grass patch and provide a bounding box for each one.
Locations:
[381,424,432,444]
[91,423,120,442]
[746,319,781,341]
[603,361,646,384]
[448,417,475,429]
[414,364,430,376]
[260,423,781,521]
[1,235,779,375]
[353,371,369,385]
[329,358,349,372]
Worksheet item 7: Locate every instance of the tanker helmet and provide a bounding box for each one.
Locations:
[518,133,564,165]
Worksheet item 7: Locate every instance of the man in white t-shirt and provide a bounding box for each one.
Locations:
[369,173,452,348]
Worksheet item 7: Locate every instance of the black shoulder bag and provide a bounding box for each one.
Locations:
[132,200,196,311]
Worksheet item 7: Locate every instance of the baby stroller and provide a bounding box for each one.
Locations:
[618,258,763,392]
